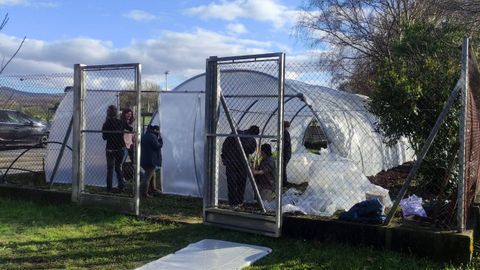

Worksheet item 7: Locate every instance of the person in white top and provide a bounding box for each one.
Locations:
[121,108,135,163]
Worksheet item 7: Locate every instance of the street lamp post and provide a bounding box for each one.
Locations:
[164,71,169,91]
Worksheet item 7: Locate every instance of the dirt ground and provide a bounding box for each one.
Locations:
[367,162,413,197]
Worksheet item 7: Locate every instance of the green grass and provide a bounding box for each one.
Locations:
[0,197,477,270]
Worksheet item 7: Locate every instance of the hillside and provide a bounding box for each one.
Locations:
[0,86,64,109]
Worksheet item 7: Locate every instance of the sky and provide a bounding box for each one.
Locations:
[0,0,321,89]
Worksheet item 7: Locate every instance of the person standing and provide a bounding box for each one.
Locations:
[121,108,135,163]
[140,125,163,198]
[102,105,131,192]
[283,121,292,188]
[221,125,259,206]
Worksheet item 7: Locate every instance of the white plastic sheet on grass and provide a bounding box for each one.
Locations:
[135,239,271,270]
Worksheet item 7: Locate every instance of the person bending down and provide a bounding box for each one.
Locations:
[221,125,259,206]
[252,143,276,202]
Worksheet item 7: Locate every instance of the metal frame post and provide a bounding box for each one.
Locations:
[457,37,469,232]
[204,56,218,214]
[275,53,285,236]
[72,64,86,202]
[134,64,142,216]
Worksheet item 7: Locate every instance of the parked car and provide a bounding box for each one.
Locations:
[0,110,50,148]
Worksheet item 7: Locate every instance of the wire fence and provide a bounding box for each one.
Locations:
[0,72,157,191]
[0,46,478,232]
[0,73,72,189]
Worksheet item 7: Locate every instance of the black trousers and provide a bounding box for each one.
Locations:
[106,149,125,191]
[282,157,291,186]
[225,164,247,206]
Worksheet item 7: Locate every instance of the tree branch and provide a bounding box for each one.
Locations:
[0,35,26,74]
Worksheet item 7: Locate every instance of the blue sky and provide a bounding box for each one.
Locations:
[0,0,321,88]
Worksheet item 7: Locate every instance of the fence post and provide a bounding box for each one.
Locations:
[204,56,218,213]
[72,64,85,203]
[275,52,285,235]
[134,64,142,216]
[457,37,469,232]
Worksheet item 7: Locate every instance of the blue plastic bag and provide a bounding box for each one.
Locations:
[399,195,427,218]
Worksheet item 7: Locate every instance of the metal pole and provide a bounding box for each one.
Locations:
[384,78,463,225]
[258,96,296,147]
[457,37,469,232]
[220,93,266,212]
[49,116,73,188]
[223,94,301,98]
[275,53,285,236]
[72,64,86,202]
[204,56,218,213]
[164,71,169,91]
[290,104,308,124]
[237,100,258,125]
[135,64,142,216]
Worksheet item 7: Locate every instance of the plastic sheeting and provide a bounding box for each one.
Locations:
[265,151,393,216]
[157,70,411,215]
[158,92,204,196]
[44,91,120,187]
[135,239,271,270]
[172,71,414,176]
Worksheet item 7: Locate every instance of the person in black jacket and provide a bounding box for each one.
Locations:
[102,105,132,192]
[140,124,163,198]
[283,121,292,188]
[221,125,259,206]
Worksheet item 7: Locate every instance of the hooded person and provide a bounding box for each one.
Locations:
[140,124,163,198]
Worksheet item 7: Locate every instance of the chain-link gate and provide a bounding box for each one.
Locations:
[72,64,141,215]
[204,53,285,237]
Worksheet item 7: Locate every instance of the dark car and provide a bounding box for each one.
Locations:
[0,110,50,148]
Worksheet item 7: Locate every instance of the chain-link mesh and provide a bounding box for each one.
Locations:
[205,56,473,230]
[215,59,282,215]
[279,61,414,223]
[81,67,139,198]
[465,47,480,229]
[0,73,72,189]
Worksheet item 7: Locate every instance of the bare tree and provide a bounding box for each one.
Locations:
[0,13,26,74]
[296,0,480,94]
[0,13,26,108]
[119,81,161,113]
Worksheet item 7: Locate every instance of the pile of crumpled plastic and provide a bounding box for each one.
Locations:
[264,152,392,217]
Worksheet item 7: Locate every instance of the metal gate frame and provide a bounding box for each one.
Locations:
[203,53,285,237]
[72,63,142,215]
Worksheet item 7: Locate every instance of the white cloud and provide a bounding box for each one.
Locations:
[0,29,287,87]
[184,0,299,29]
[123,9,157,22]
[0,0,28,5]
[226,23,247,34]
[0,0,57,7]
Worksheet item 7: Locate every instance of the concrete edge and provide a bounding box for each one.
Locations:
[282,216,473,264]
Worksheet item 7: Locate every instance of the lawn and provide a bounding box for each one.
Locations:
[0,197,477,270]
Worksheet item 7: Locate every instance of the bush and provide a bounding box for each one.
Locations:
[368,22,465,190]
